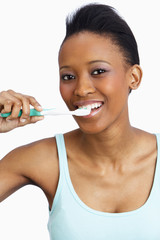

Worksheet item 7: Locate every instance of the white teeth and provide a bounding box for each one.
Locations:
[78,103,102,110]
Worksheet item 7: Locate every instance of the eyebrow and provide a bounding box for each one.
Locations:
[60,60,111,70]
[60,65,70,70]
[88,60,111,65]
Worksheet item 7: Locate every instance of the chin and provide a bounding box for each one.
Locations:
[77,122,107,135]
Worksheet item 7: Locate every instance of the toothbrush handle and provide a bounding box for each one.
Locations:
[0,109,42,118]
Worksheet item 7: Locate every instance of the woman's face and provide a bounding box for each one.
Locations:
[59,32,134,134]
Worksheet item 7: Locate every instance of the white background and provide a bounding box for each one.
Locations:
[0,0,160,239]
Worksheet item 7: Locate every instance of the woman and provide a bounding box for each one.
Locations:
[0,3,159,239]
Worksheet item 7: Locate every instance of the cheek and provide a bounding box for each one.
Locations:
[60,82,74,103]
[101,72,128,96]
[99,73,129,113]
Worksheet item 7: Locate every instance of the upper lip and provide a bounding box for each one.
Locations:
[73,100,104,108]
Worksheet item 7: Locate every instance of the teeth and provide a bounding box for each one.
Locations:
[78,102,102,110]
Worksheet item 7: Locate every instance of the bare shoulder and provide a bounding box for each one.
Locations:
[132,128,157,166]
[0,136,59,202]
[1,137,58,174]
[134,128,157,149]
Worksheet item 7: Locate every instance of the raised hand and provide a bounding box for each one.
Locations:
[0,90,44,133]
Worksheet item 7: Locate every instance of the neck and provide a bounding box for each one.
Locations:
[79,114,138,166]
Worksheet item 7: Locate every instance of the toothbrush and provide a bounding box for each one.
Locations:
[0,108,91,118]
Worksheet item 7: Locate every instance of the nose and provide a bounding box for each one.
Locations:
[74,76,96,97]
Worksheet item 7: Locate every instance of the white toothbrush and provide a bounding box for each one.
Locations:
[0,108,91,118]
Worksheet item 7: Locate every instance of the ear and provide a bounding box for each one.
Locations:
[128,64,143,91]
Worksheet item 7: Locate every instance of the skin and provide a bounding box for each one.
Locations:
[0,32,158,213]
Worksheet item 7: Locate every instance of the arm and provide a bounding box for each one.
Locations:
[0,90,46,202]
[0,137,59,204]
[0,147,32,202]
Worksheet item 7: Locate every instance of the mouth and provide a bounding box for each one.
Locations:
[74,101,104,118]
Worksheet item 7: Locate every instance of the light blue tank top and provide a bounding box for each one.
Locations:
[48,133,160,240]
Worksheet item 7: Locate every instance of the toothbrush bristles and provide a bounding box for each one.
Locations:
[75,108,91,116]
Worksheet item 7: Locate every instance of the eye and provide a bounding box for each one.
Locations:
[92,68,107,75]
[61,74,75,81]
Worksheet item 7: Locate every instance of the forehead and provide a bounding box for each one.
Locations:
[59,32,124,66]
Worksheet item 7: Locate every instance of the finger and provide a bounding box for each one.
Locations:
[18,115,44,126]
[7,92,42,119]
[0,99,12,113]
[13,93,42,116]
[0,91,21,115]
[26,95,42,111]
[0,90,16,102]
[19,97,30,120]
[30,115,44,123]
[1,93,22,120]
[6,91,42,112]
[0,94,8,107]
[7,103,22,120]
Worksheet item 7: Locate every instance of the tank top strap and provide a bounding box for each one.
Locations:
[49,134,68,213]
[153,133,160,184]
[55,134,67,176]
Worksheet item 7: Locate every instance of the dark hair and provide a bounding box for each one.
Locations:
[62,3,140,66]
